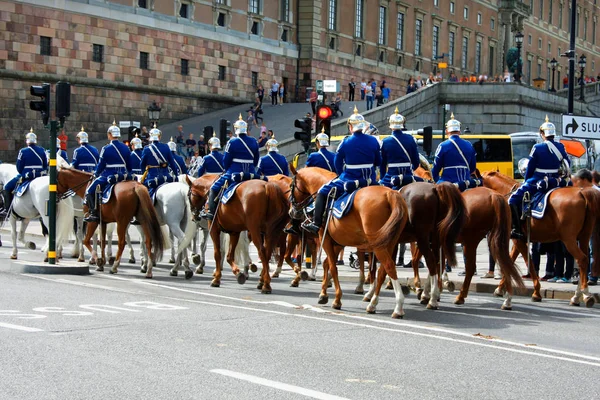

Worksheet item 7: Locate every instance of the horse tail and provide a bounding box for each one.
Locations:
[488,192,525,291]
[176,184,198,254]
[369,190,407,250]
[56,196,75,249]
[265,181,289,237]
[134,184,164,261]
[435,182,467,267]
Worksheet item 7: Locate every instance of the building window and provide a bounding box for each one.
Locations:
[40,36,51,56]
[328,0,337,30]
[92,44,103,63]
[491,18,495,31]
[559,2,563,29]
[463,7,468,20]
[379,50,385,62]
[477,13,482,25]
[558,46,561,58]
[488,45,495,76]
[549,0,553,24]
[355,0,364,38]
[461,36,468,70]
[396,12,404,50]
[280,0,290,22]
[576,8,580,37]
[251,21,259,35]
[378,6,386,45]
[528,34,532,45]
[355,44,362,56]
[548,43,551,53]
[218,65,225,80]
[250,0,260,14]
[584,14,588,41]
[475,41,481,74]
[415,19,422,56]
[251,71,258,87]
[281,29,288,42]
[527,59,532,84]
[537,62,542,80]
[179,3,189,18]
[328,36,336,50]
[217,13,225,27]
[434,0,439,6]
[432,26,439,59]
[138,0,147,8]
[538,38,542,50]
[396,55,402,67]
[449,31,455,65]
[450,2,455,14]
[181,59,189,75]
[140,52,149,69]
[539,0,543,19]
[593,17,597,45]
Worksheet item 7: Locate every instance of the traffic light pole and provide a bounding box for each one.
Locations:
[48,120,58,265]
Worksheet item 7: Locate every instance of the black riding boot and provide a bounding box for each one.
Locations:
[283,219,302,236]
[2,189,13,213]
[83,192,99,223]
[510,203,524,240]
[200,190,218,221]
[302,193,326,234]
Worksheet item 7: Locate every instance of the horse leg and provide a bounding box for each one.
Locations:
[565,239,593,307]
[376,246,405,319]
[354,251,366,294]
[320,238,343,309]
[210,224,223,287]
[260,231,280,294]
[169,232,176,264]
[10,215,18,259]
[98,223,107,269]
[83,221,98,267]
[126,230,135,264]
[454,242,477,305]
[411,243,424,299]
[109,222,128,274]
[366,264,387,313]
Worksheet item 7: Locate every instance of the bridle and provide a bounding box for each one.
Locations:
[289,175,317,218]
[58,170,94,200]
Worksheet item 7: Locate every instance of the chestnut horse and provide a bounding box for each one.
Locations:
[413,167,525,309]
[188,175,289,293]
[481,170,600,307]
[290,166,409,318]
[56,167,164,277]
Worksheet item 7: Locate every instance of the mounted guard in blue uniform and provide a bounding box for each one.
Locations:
[71,127,99,173]
[168,137,187,175]
[129,134,143,175]
[84,121,132,222]
[305,129,336,171]
[140,124,180,193]
[302,106,381,234]
[200,114,260,220]
[508,116,570,240]
[431,113,477,184]
[3,128,48,210]
[257,135,289,176]
[379,107,421,189]
[196,135,225,177]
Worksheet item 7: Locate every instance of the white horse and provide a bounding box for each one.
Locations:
[0,163,35,250]
[10,176,74,260]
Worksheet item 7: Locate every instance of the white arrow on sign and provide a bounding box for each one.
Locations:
[562,114,600,139]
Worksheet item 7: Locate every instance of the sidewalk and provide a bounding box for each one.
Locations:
[7,223,599,302]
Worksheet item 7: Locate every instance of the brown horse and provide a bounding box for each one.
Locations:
[290,166,409,317]
[188,175,289,293]
[481,170,600,306]
[413,168,526,309]
[56,167,164,277]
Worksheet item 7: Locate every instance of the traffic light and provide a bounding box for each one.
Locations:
[316,105,333,137]
[55,81,71,122]
[30,83,51,125]
[294,117,312,151]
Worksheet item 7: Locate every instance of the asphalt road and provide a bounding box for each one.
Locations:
[1,234,600,400]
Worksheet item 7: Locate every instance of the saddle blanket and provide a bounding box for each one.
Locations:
[331,190,359,219]
[221,182,241,204]
[528,188,558,220]
[101,173,137,204]
[221,174,268,204]
[15,180,32,198]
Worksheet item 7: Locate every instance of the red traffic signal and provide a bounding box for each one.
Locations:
[316,105,333,137]
[318,106,333,120]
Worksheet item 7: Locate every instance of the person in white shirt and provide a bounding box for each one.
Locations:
[271,80,280,106]
[360,80,367,100]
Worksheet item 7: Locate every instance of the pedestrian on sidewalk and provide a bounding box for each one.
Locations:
[279,82,285,105]
[348,78,356,101]
[365,81,374,110]
[271,80,279,106]
[309,90,318,116]
[360,79,366,100]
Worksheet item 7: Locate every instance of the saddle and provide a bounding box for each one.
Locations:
[102,173,137,204]
[331,178,373,219]
[526,178,573,219]
[221,173,268,204]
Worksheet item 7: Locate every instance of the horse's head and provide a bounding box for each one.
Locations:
[480,170,518,196]
[188,175,218,218]
[56,168,92,198]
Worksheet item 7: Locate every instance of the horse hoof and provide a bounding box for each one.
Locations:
[169,259,175,264]
[420,298,430,306]
[145,274,153,279]
[391,312,404,319]
[453,297,465,305]
[95,266,104,272]
[170,270,178,277]
[494,288,504,297]
[250,263,258,273]
[385,281,393,290]
[444,281,456,293]
[585,297,595,308]
[128,258,135,264]
[362,296,371,303]
[195,266,204,274]
[401,285,410,296]
[290,281,299,288]
[78,257,85,263]
[185,270,194,280]
[426,304,438,310]
[354,288,364,295]
[109,269,117,275]
[140,267,147,274]
[257,281,263,290]
[501,305,512,311]
[152,261,156,267]
[272,273,279,278]
[43,257,48,263]
[108,257,115,265]
[97,258,105,267]
[366,305,376,314]
[318,295,329,305]
[332,301,342,310]
[532,296,542,303]
[191,254,201,265]
[210,280,220,288]
[237,273,247,285]
[416,289,423,300]
[327,282,332,288]
[300,271,309,281]
[10,255,17,260]
[570,301,581,307]
[27,242,36,250]
[261,286,272,294]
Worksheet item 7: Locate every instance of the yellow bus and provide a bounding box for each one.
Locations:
[301,130,514,178]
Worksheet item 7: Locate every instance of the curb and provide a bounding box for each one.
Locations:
[12,260,90,275]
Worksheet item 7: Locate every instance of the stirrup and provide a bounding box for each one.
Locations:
[301,220,320,234]
[283,225,300,236]
[199,209,214,221]
[83,212,99,223]
[510,229,524,240]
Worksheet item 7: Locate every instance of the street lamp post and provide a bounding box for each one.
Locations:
[549,58,558,92]
[578,54,586,101]
[515,32,524,84]
[147,100,161,126]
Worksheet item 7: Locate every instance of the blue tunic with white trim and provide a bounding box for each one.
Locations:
[211,134,259,192]
[197,150,225,177]
[172,151,188,175]
[431,135,477,183]
[257,151,289,176]
[305,148,336,172]
[140,142,180,185]
[86,140,132,196]
[379,130,420,188]
[129,149,143,174]
[71,143,99,173]
[5,144,48,193]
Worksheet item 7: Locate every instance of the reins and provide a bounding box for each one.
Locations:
[58,171,93,201]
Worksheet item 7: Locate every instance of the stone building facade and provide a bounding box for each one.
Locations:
[1,0,600,161]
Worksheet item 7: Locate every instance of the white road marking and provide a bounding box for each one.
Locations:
[0,322,43,332]
[210,369,352,400]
